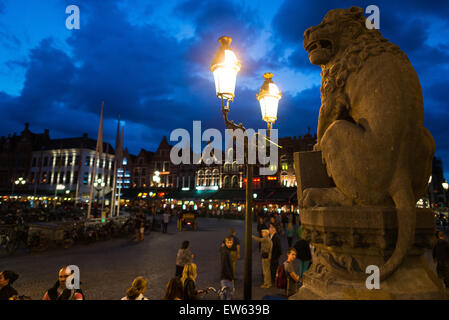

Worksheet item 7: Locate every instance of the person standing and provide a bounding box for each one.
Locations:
[222,228,240,279]
[43,266,84,300]
[252,229,272,288]
[283,248,300,297]
[281,211,288,235]
[294,236,312,281]
[256,217,267,252]
[286,222,294,248]
[433,231,449,288]
[220,236,235,300]
[177,209,182,231]
[176,241,194,277]
[135,209,146,241]
[0,270,19,300]
[270,216,282,235]
[269,223,282,285]
[121,276,149,300]
[163,210,170,233]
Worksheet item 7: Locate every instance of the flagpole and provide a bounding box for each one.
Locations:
[54,144,63,208]
[102,143,109,214]
[75,147,83,206]
[110,115,120,218]
[116,126,124,217]
[87,101,104,219]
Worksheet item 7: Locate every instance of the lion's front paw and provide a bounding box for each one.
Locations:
[301,188,321,208]
[301,187,353,208]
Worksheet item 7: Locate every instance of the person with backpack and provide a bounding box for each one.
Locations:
[269,223,282,285]
[43,266,85,300]
[277,248,300,297]
[294,236,312,281]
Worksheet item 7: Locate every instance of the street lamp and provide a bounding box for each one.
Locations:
[153,171,161,186]
[442,180,448,206]
[12,177,26,196]
[210,36,281,300]
[257,73,282,136]
[94,178,106,215]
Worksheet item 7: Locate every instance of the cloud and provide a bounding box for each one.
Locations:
[0,0,448,178]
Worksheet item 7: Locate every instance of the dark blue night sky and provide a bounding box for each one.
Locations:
[0,1,448,176]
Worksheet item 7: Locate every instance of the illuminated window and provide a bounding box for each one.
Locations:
[281,162,288,170]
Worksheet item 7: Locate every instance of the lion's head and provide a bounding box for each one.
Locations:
[303,6,382,66]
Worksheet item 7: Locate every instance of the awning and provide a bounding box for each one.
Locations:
[166,189,217,200]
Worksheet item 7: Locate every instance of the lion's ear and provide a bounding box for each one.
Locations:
[348,6,363,18]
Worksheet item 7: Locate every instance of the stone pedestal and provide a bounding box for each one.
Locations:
[290,206,447,300]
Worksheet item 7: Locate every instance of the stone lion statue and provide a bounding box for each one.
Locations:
[301,6,435,280]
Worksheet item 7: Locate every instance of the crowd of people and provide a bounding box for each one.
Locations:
[2,203,448,300]
[252,212,312,298]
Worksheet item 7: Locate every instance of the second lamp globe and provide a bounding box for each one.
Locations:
[257,73,282,128]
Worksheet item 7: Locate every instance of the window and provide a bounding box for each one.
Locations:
[281,162,288,170]
[223,176,230,189]
[231,176,239,189]
[74,155,80,166]
[83,172,88,185]
[43,157,48,167]
[56,156,62,167]
[68,155,73,166]
[142,168,146,176]
[85,156,90,166]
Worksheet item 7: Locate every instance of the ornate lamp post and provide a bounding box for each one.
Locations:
[94,178,105,215]
[210,36,281,300]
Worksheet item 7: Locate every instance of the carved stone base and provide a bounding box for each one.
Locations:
[289,207,448,300]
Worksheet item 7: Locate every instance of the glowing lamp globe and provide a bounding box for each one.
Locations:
[210,36,241,101]
[257,73,282,124]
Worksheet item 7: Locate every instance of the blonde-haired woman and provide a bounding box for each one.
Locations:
[181,263,204,300]
[121,276,149,300]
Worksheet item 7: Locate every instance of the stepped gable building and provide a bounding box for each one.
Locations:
[132,149,154,188]
[0,123,50,193]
